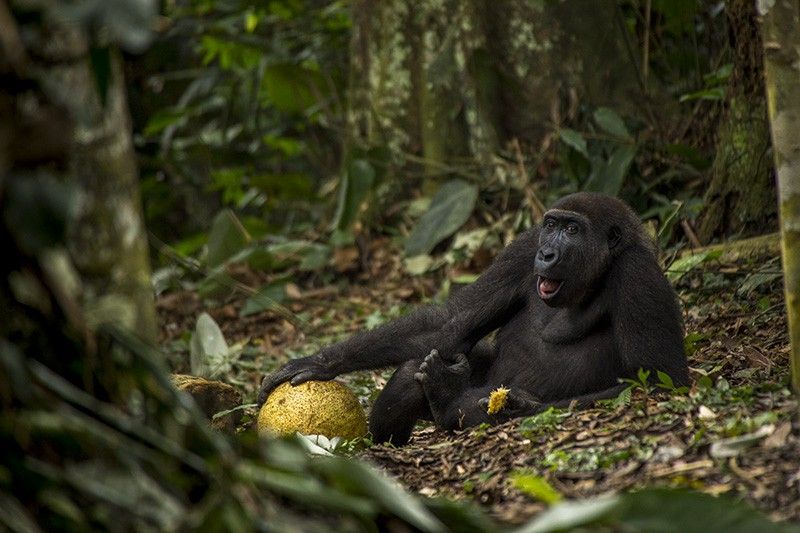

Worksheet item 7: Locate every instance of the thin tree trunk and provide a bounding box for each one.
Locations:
[4,14,157,342]
[761,0,800,392]
[698,0,776,243]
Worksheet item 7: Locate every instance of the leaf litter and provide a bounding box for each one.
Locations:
[155,238,800,525]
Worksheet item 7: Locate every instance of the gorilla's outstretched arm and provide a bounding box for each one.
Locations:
[258,229,539,404]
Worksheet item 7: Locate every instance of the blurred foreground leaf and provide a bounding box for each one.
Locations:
[516,488,791,533]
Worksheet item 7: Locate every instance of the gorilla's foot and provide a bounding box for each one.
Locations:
[414,349,470,425]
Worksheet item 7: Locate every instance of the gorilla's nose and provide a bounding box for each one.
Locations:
[535,247,559,270]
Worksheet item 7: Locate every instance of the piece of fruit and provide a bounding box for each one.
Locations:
[486,386,510,414]
[257,380,368,440]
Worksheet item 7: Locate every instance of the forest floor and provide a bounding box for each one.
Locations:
[156,236,800,526]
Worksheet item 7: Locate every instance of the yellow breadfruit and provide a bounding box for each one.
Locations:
[257,381,367,440]
[486,387,510,414]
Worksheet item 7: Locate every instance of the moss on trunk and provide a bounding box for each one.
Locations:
[698,96,774,241]
[698,0,777,243]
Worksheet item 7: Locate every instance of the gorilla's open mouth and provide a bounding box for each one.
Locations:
[537,276,563,300]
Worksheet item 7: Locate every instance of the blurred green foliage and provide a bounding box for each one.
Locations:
[137,0,351,243]
[134,0,737,276]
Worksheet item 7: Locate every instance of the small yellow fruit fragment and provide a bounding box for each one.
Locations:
[257,381,368,440]
[486,387,510,414]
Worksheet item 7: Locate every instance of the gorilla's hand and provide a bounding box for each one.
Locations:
[478,389,543,417]
[257,355,335,405]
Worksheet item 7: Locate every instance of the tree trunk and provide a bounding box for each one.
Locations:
[760,0,800,393]
[2,13,156,342]
[698,0,776,243]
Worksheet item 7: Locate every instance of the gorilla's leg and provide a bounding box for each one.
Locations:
[369,360,431,446]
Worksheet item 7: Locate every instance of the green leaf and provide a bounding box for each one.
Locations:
[404,255,435,275]
[666,250,722,283]
[189,313,230,378]
[679,87,726,103]
[270,241,328,269]
[584,145,636,196]
[244,10,259,32]
[656,370,674,390]
[405,180,478,256]
[196,266,231,299]
[206,209,250,268]
[298,244,330,271]
[696,375,713,389]
[227,246,275,271]
[228,241,330,272]
[736,265,783,296]
[262,134,305,157]
[593,108,631,139]
[511,473,563,505]
[240,282,288,317]
[333,159,376,230]
[144,108,187,136]
[684,332,707,356]
[261,64,324,113]
[558,128,588,157]
[173,233,207,257]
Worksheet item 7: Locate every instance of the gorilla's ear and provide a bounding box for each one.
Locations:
[608,225,622,249]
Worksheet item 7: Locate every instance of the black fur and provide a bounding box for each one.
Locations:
[258,193,688,445]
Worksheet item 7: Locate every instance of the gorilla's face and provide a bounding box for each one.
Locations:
[534,209,613,308]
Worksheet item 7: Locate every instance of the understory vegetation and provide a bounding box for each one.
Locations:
[2,0,799,531]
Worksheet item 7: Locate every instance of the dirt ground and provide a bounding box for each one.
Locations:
[156,237,800,525]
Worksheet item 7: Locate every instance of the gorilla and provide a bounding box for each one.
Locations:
[258,192,688,445]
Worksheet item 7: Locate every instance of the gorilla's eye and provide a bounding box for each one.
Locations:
[566,223,579,235]
[544,219,556,230]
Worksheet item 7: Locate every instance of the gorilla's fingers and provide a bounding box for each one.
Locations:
[413,372,427,383]
[258,372,288,404]
[290,370,321,385]
[257,356,333,404]
[423,351,436,365]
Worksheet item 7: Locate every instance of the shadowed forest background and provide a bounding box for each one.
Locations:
[2,0,800,531]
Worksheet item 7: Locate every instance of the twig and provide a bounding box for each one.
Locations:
[680,219,703,248]
[649,459,713,478]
